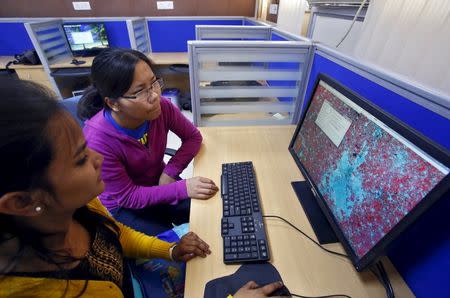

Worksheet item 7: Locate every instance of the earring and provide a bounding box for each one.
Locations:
[35,206,42,213]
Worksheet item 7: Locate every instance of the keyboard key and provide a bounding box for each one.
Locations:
[238,253,252,260]
[225,254,238,261]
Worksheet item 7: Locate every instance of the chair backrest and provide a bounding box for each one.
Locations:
[60,95,84,127]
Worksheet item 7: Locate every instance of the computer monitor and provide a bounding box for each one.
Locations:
[288,74,450,271]
[63,23,109,56]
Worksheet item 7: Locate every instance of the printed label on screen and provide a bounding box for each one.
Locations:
[72,32,94,44]
[315,100,352,147]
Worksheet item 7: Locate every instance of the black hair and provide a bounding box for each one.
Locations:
[77,48,154,120]
[0,78,119,296]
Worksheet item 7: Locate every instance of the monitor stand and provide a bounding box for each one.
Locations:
[291,181,338,244]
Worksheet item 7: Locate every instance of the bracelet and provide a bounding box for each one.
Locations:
[169,244,177,261]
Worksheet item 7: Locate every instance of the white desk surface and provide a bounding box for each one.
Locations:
[147,52,188,65]
[185,125,413,298]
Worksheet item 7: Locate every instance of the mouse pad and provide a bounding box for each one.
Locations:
[203,263,283,298]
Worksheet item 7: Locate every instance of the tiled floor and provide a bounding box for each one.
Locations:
[164,110,194,179]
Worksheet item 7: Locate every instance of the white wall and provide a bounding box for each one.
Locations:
[312,15,364,52]
[352,0,450,98]
[276,0,309,35]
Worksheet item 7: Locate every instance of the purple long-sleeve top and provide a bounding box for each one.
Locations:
[83,97,202,210]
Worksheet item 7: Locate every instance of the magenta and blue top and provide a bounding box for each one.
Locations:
[83,97,202,210]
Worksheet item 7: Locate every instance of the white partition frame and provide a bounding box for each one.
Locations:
[195,25,271,40]
[24,20,73,98]
[189,40,312,126]
[271,27,309,42]
[127,18,151,54]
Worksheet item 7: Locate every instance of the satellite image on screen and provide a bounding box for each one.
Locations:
[293,80,448,257]
[64,23,109,52]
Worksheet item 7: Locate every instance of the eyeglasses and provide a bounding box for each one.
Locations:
[121,78,164,102]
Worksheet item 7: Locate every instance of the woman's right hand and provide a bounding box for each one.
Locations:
[233,281,287,298]
[186,176,219,200]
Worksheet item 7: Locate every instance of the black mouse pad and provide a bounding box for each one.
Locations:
[203,263,284,298]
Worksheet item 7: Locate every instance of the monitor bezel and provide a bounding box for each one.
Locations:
[288,73,450,271]
[62,22,110,56]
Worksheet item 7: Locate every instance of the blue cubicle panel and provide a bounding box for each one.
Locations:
[243,19,260,26]
[103,21,131,48]
[303,50,450,297]
[271,33,289,41]
[0,23,34,55]
[148,19,242,52]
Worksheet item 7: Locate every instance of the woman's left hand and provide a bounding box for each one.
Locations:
[172,232,211,262]
[159,172,177,185]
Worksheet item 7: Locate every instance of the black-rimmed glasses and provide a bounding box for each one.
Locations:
[121,78,164,101]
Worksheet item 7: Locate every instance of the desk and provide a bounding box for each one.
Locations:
[50,56,95,68]
[0,56,92,97]
[186,126,413,298]
[0,56,54,90]
[1,53,190,98]
[147,52,190,95]
[147,52,188,65]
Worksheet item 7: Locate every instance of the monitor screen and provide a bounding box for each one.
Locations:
[63,23,109,55]
[289,74,450,271]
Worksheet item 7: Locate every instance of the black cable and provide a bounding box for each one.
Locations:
[370,261,395,298]
[377,261,395,298]
[291,294,352,298]
[262,215,349,259]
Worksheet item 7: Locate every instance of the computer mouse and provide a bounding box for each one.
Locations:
[268,284,291,297]
[71,58,86,65]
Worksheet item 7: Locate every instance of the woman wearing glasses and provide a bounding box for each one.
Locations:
[78,48,218,235]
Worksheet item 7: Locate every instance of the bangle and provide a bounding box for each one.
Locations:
[169,244,177,261]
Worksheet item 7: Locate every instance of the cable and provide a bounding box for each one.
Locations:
[262,215,394,298]
[336,0,369,48]
[291,294,352,298]
[370,261,395,298]
[262,215,353,298]
[262,215,349,258]
[377,261,394,298]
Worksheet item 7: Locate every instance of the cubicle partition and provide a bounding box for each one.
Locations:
[0,20,36,55]
[301,44,450,297]
[271,27,309,42]
[195,25,271,41]
[188,40,311,126]
[147,17,263,52]
[242,18,268,26]
[24,19,73,98]
[127,18,151,54]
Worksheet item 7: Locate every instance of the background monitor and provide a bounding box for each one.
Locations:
[288,74,450,271]
[63,23,109,56]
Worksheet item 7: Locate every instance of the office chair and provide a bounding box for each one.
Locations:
[60,95,177,157]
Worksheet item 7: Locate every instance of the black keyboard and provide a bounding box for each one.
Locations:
[221,161,270,264]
